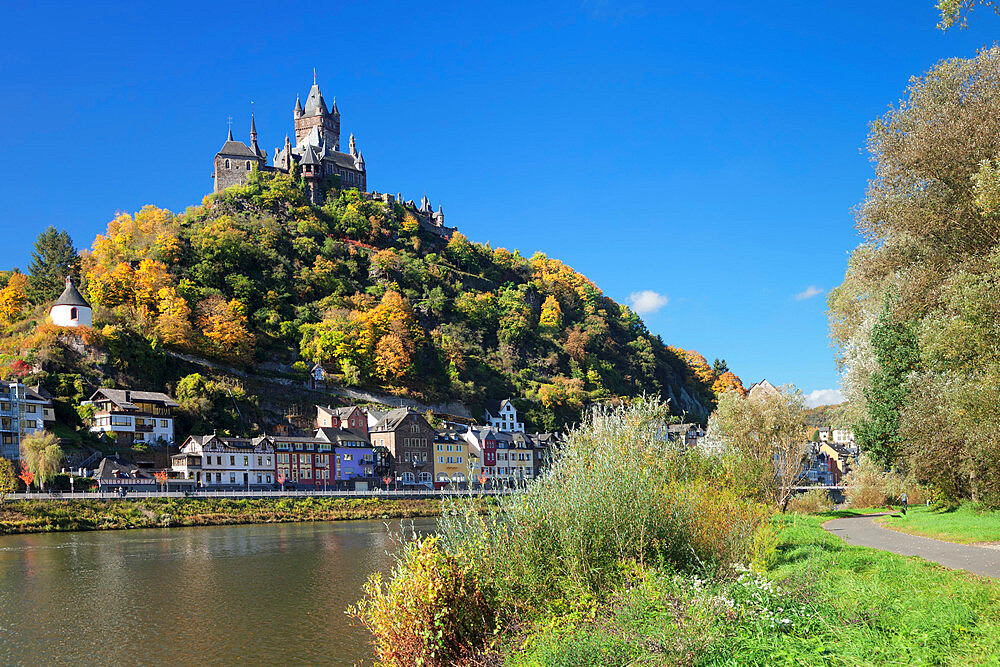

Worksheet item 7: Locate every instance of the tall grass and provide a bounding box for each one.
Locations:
[351,399,775,664]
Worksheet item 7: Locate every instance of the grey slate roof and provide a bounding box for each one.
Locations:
[53,278,90,307]
[88,388,179,409]
[484,399,516,419]
[303,83,328,116]
[217,139,259,159]
[371,407,419,432]
[315,427,369,446]
[95,457,151,480]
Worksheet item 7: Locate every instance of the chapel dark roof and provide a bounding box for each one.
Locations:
[53,278,90,308]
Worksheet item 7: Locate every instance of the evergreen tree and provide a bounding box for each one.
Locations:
[712,358,729,376]
[27,227,79,304]
[854,300,920,469]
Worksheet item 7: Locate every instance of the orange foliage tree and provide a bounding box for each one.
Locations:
[712,371,747,397]
[18,462,35,491]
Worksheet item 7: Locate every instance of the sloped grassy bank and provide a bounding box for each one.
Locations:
[348,401,1000,666]
[0,497,441,535]
[511,512,1000,666]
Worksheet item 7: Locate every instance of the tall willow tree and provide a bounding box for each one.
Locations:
[830,46,1000,504]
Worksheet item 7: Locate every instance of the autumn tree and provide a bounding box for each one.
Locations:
[27,227,79,304]
[0,458,16,501]
[20,430,63,491]
[200,295,255,362]
[538,294,563,332]
[0,272,29,326]
[711,371,747,397]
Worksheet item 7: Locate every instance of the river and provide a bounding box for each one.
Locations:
[0,518,439,665]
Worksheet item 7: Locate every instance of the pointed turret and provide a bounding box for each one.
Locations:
[249,112,266,160]
[227,126,234,141]
[349,133,357,156]
[294,95,303,118]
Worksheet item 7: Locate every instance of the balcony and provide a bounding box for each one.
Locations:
[411,459,427,468]
[135,424,154,433]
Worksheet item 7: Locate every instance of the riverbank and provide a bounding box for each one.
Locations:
[0,497,443,535]
[875,504,1000,545]
[506,512,1000,665]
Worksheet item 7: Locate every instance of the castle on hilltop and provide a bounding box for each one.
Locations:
[212,76,449,233]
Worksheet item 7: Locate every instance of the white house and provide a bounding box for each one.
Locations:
[49,277,92,327]
[832,428,855,445]
[484,399,524,433]
[22,386,54,436]
[85,388,178,446]
[172,434,275,487]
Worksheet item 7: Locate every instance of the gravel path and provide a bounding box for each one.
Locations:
[823,513,1000,579]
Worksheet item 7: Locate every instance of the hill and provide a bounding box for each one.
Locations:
[1,171,727,440]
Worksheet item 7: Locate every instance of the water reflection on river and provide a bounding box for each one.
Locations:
[0,518,438,665]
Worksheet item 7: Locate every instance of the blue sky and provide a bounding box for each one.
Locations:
[1,1,995,404]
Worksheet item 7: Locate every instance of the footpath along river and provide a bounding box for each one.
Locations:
[0,518,438,665]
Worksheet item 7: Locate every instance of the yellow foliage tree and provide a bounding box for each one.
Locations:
[539,295,563,330]
[375,333,414,382]
[0,273,29,326]
[86,263,136,309]
[200,296,254,362]
[154,287,196,346]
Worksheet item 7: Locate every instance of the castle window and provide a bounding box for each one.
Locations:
[225,159,230,168]
[70,307,78,320]
[246,161,251,170]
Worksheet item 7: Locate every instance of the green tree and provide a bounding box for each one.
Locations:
[854,301,920,470]
[20,431,63,490]
[0,458,16,501]
[27,226,80,304]
[712,358,729,376]
[936,0,1000,29]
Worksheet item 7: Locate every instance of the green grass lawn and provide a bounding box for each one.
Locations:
[875,504,1000,544]
[507,512,1000,666]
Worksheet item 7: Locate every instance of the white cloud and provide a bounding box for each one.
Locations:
[628,290,669,315]
[794,286,823,301]
[804,389,845,408]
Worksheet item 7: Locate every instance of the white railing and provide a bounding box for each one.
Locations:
[2,488,523,502]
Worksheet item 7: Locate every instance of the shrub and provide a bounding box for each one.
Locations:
[786,489,833,514]
[843,455,928,508]
[439,399,774,614]
[348,536,498,667]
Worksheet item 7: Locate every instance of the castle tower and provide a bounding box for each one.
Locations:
[294,73,340,150]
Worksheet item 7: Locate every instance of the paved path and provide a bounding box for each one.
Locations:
[824,513,1000,579]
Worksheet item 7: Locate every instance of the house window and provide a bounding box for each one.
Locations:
[225,159,230,168]
[246,161,251,170]
[70,307,78,320]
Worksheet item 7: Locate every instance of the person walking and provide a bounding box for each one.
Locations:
[900,491,908,516]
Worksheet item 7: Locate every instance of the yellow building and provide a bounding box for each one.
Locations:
[433,428,471,486]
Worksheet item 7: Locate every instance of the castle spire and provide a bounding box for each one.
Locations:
[349,133,356,156]
[294,95,303,118]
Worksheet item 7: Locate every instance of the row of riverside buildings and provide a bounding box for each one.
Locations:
[68,389,558,490]
[168,400,558,490]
